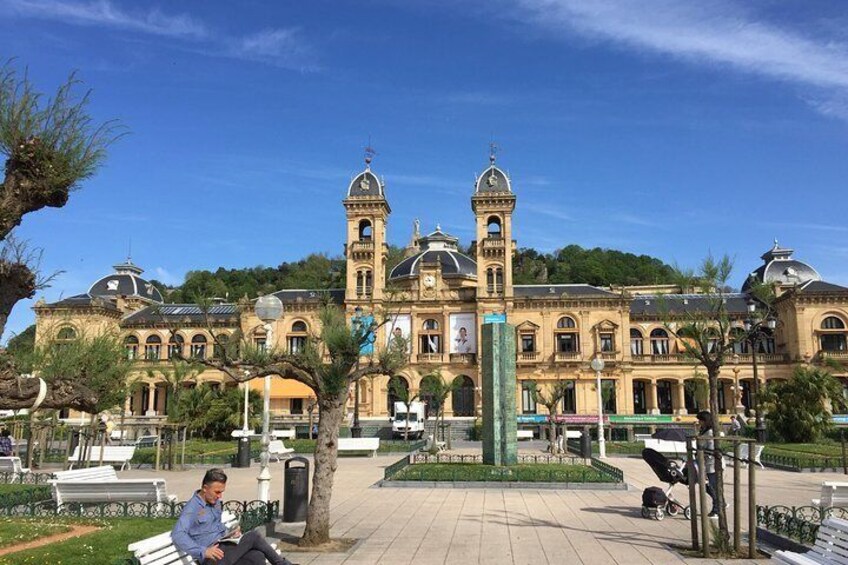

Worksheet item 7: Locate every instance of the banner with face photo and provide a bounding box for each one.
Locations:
[449,313,476,354]
[386,314,411,351]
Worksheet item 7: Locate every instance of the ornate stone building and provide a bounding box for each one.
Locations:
[34,155,848,427]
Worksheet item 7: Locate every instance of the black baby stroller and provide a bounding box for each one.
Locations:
[640,448,691,521]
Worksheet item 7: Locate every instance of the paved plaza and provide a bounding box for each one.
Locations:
[116,442,848,564]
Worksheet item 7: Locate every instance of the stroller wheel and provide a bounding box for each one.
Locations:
[666,502,679,516]
[641,507,649,518]
[683,506,691,520]
[655,507,665,521]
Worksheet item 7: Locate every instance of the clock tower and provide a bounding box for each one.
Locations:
[343,154,391,307]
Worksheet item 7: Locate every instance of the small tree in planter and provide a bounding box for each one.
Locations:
[529,379,571,454]
[419,370,459,449]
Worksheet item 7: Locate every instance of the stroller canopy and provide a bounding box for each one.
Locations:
[642,448,689,486]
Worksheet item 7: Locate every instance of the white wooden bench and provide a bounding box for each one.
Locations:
[53,465,118,482]
[134,435,159,448]
[812,482,848,507]
[517,430,534,440]
[727,444,764,469]
[268,440,294,462]
[0,456,30,474]
[773,516,848,564]
[565,430,581,439]
[51,478,177,507]
[643,438,688,457]
[68,446,135,470]
[128,510,239,564]
[338,437,380,456]
[424,435,447,452]
[272,429,296,439]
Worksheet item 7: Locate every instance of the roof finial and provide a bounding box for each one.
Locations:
[364,136,376,169]
[127,238,133,264]
[436,222,441,232]
[774,238,779,247]
[489,139,498,165]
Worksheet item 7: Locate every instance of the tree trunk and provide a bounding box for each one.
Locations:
[0,368,100,411]
[0,258,36,339]
[708,366,730,547]
[0,151,71,242]
[300,392,346,547]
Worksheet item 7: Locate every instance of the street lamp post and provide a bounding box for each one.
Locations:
[590,356,606,459]
[255,294,283,502]
[744,297,776,444]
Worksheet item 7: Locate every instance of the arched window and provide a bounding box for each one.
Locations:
[555,316,579,354]
[630,328,643,356]
[821,315,848,353]
[419,373,441,419]
[191,334,207,359]
[451,375,475,416]
[486,266,504,295]
[387,376,409,415]
[124,335,139,360]
[356,269,373,297]
[288,320,308,354]
[358,219,372,241]
[650,329,669,355]
[56,326,77,342]
[168,334,185,359]
[486,216,502,238]
[420,319,441,354]
[561,380,577,414]
[145,335,162,361]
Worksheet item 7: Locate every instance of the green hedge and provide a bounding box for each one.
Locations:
[390,463,611,483]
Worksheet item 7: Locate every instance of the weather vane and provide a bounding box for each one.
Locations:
[364,136,377,167]
[489,138,499,164]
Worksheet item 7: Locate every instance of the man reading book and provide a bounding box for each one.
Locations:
[172,468,295,565]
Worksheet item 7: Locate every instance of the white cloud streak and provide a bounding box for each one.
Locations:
[513,0,848,118]
[5,0,208,38]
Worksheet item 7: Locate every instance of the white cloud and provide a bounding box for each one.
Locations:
[226,28,316,69]
[5,0,208,39]
[154,266,182,286]
[512,0,848,119]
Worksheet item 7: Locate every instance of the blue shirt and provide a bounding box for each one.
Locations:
[171,491,227,563]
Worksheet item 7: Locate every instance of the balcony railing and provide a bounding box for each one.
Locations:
[417,353,442,363]
[599,352,619,362]
[632,354,689,364]
[554,352,581,363]
[734,353,789,363]
[517,352,540,364]
[820,350,848,361]
[482,238,506,251]
[350,240,374,254]
[449,353,476,364]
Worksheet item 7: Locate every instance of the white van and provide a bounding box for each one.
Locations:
[391,401,426,439]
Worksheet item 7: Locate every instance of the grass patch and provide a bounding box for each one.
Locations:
[0,518,175,565]
[0,485,44,496]
[0,518,71,550]
[391,463,611,482]
[763,443,845,458]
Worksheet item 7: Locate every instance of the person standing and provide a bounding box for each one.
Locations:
[0,429,12,456]
[696,411,720,517]
[172,468,296,565]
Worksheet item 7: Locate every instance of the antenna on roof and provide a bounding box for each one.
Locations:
[364,136,376,169]
[127,238,133,264]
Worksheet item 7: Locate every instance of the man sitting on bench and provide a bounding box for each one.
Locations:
[172,468,296,565]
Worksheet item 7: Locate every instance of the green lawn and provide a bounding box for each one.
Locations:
[0,518,175,565]
[763,443,846,459]
[391,463,611,482]
[0,518,71,550]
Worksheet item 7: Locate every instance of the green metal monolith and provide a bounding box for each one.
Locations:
[481,322,517,466]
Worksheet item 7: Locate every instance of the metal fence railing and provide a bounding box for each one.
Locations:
[0,471,55,485]
[760,452,846,472]
[755,505,840,546]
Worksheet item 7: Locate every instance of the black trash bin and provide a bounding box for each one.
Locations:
[580,426,592,458]
[234,436,251,468]
[283,457,309,522]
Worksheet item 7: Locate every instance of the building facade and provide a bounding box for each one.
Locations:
[34,156,848,426]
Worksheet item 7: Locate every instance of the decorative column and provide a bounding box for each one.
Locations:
[648,380,659,415]
[675,381,687,415]
[146,383,156,416]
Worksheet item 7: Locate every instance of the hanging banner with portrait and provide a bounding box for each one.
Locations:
[351,313,376,355]
[386,313,411,351]
[449,313,476,354]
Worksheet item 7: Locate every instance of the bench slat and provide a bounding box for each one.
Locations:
[129,513,237,565]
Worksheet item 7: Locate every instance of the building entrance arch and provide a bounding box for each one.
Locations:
[452,375,475,416]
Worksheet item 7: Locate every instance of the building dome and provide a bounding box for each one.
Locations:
[390,227,477,280]
[742,241,821,291]
[88,260,164,303]
[347,162,385,198]
[475,154,512,194]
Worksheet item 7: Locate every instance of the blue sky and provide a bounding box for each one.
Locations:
[1,0,847,342]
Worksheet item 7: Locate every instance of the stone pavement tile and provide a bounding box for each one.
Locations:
[480,491,514,563]
[411,489,466,564]
[522,490,584,564]
[501,490,547,565]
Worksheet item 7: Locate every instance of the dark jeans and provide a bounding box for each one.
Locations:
[201,530,293,565]
[705,472,718,514]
